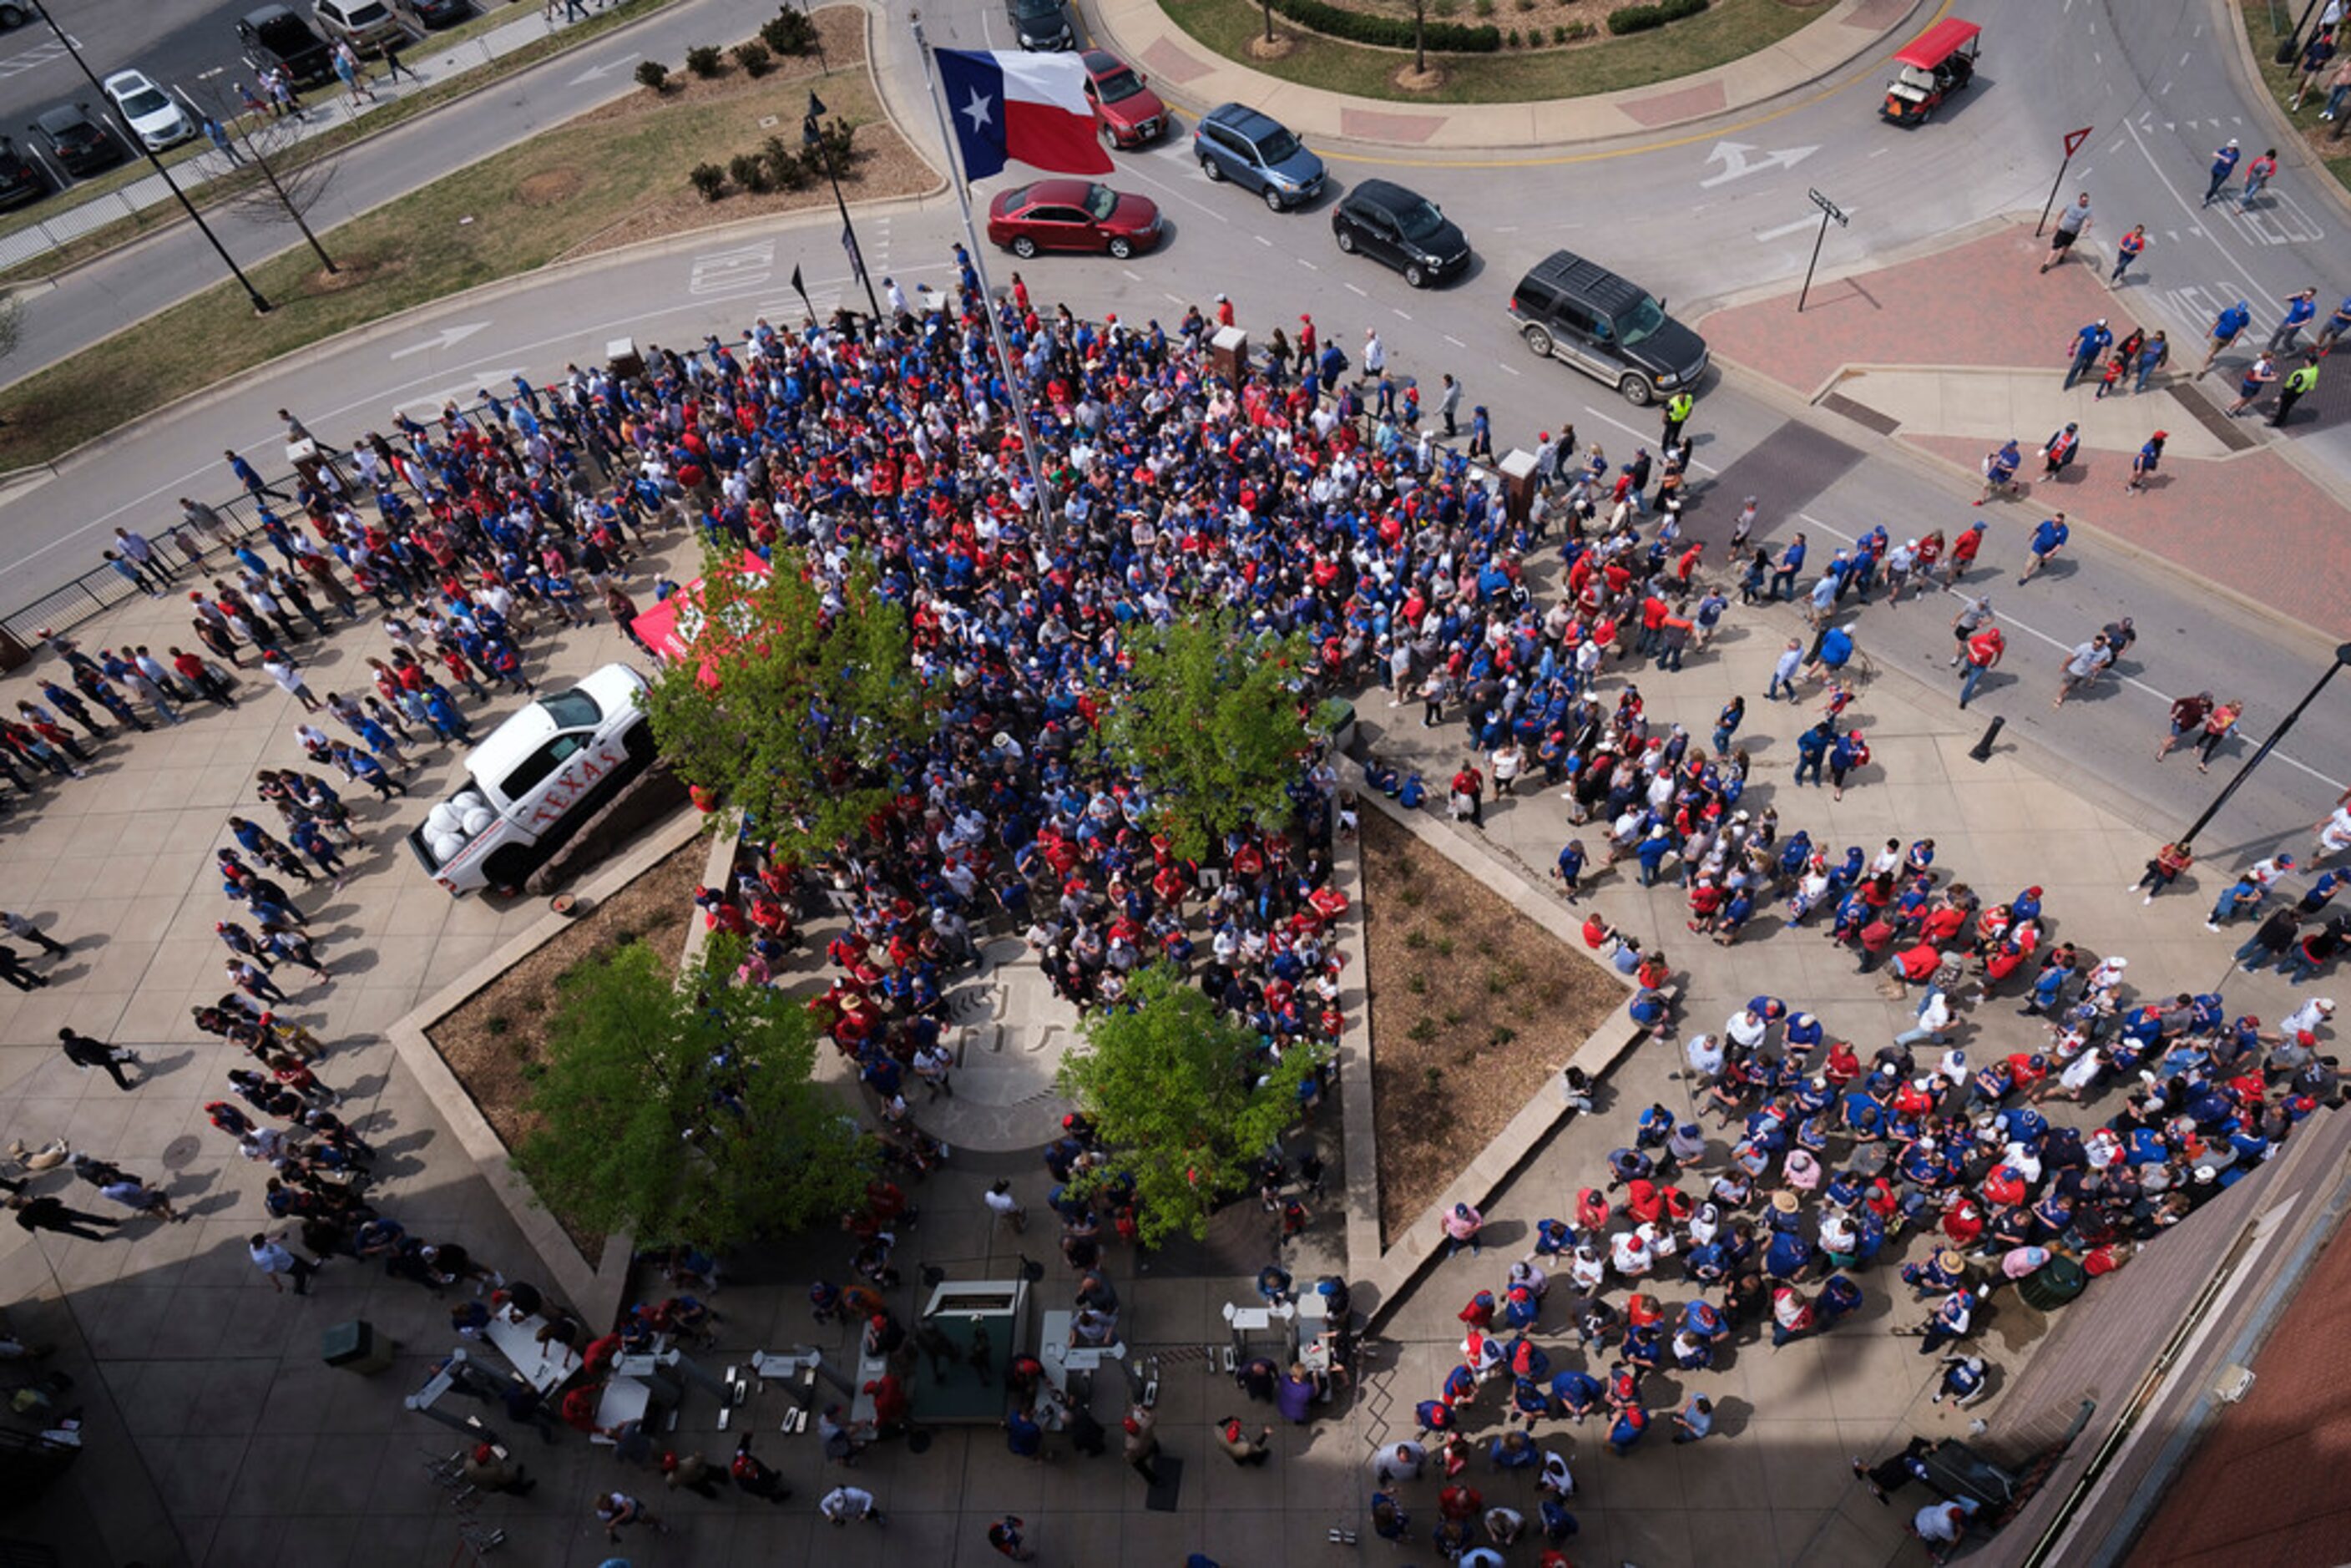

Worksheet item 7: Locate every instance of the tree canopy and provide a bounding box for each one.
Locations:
[512,933,873,1251]
[1054,964,1324,1247]
[640,547,939,857]
[1097,612,1342,860]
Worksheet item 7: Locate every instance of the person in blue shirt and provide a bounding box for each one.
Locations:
[2268,287,2320,353]
[1794,721,1834,787]
[2018,513,2070,584]
[1711,695,1744,756]
[2199,299,2253,374]
[1552,839,1587,900]
[2064,318,2112,389]
[1768,532,1807,600]
[2202,139,2242,205]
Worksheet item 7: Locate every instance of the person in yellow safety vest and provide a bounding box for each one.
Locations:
[1661,390,1695,446]
[2269,355,2320,428]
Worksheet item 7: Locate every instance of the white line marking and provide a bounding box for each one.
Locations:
[2123,118,2278,304]
[1254,234,1272,246]
[1393,309,1413,321]
[1443,334,1466,347]
[1795,510,2348,792]
[1297,259,1319,271]
[1345,282,1368,297]
[1120,268,1140,281]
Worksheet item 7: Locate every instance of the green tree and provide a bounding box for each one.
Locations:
[1054,964,1324,1247]
[512,933,872,1250]
[640,547,938,858]
[1097,612,1342,861]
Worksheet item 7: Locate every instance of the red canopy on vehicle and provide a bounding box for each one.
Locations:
[1893,17,1980,69]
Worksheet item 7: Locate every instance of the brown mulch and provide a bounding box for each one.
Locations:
[561,8,936,261]
[1359,809,1622,1245]
[1330,0,1827,45]
[425,836,707,1250]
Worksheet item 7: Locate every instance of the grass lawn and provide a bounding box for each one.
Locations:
[1160,0,1823,104]
[2238,0,2351,195]
[0,0,678,281]
[0,9,924,468]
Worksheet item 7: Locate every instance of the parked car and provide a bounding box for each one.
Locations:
[1506,249,1708,407]
[313,0,409,55]
[407,664,657,896]
[0,136,47,210]
[28,104,125,179]
[236,4,337,89]
[1331,179,1469,289]
[100,70,195,153]
[1006,0,1074,51]
[394,0,472,28]
[0,4,26,27]
[986,178,1160,260]
[1080,48,1166,148]
[1194,103,1323,212]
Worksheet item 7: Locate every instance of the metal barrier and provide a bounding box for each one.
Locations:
[0,481,286,645]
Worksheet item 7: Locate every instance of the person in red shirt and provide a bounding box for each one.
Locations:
[1449,763,1485,828]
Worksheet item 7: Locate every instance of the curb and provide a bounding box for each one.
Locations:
[1340,768,1645,1332]
[382,806,705,1328]
[1084,0,1935,154]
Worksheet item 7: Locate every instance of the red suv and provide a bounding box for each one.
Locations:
[1081,49,1168,149]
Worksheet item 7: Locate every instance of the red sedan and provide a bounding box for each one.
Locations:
[1082,48,1169,148]
[985,180,1162,260]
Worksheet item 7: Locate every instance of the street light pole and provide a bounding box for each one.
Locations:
[2177,640,2351,850]
[27,0,270,313]
[804,90,880,323]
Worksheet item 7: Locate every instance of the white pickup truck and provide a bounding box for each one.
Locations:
[407,663,657,897]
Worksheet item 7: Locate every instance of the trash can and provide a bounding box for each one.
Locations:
[2017,1254,2088,1313]
[1918,1438,2019,1513]
[321,1320,396,1374]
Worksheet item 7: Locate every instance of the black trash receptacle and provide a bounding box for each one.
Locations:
[321,1320,396,1374]
[2017,1254,2088,1313]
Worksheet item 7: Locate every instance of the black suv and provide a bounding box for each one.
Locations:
[235,4,336,89]
[1332,179,1469,289]
[1506,250,1707,406]
[0,135,44,210]
[1007,0,1074,50]
[29,104,124,179]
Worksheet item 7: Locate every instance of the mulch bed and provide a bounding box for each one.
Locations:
[424,835,707,1251]
[1358,809,1622,1244]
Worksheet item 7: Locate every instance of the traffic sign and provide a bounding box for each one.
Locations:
[2064,125,2093,158]
[1808,188,1849,226]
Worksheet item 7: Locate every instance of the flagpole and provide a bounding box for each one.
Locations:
[908,10,1059,551]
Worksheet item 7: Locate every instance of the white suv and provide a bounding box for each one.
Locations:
[101,70,195,153]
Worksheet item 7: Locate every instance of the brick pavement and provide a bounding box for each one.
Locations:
[1698,219,2351,636]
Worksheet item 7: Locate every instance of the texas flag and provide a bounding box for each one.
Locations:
[933,48,1115,180]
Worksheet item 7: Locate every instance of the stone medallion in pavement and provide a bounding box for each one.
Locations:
[918,936,1079,1151]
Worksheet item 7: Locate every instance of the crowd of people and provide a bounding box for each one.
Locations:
[9,220,2347,1559]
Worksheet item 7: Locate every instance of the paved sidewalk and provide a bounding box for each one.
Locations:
[1089,0,1925,150]
[1697,219,2351,635]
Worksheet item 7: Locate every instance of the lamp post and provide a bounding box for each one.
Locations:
[27,0,269,314]
[805,91,880,323]
[2178,640,2351,850]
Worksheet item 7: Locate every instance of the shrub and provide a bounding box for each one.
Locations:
[689,162,726,200]
[634,59,670,91]
[1607,0,1708,35]
[685,43,722,76]
[1409,1017,1439,1043]
[1274,0,1500,51]
[1552,23,1567,40]
[728,152,771,193]
[1505,28,1519,47]
[733,39,772,76]
[761,5,817,54]
[763,134,811,190]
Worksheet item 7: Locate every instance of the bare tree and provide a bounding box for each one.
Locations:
[216,107,341,275]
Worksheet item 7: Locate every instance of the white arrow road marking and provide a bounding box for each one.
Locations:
[388,322,491,362]
[1699,140,1818,189]
[567,52,641,86]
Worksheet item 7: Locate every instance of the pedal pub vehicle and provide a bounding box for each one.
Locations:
[1881,18,1980,124]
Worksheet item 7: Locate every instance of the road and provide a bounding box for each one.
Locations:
[0,0,2344,866]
